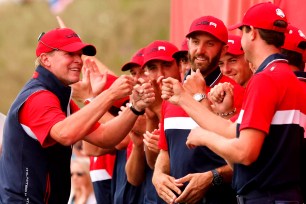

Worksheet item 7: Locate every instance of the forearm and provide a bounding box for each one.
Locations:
[145,147,159,169]
[82,141,115,156]
[85,108,138,148]
[215,165,233,184]
[178,93,236,138]
[201,130,246,164]
[50,89,117,145]
[154,150,170,175]
[125,144,146,186]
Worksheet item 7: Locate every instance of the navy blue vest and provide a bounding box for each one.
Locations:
[0,66,72,204]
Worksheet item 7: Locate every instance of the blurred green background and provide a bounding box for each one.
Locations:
[0,0,170,114]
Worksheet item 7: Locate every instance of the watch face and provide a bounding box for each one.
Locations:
[193,93,204,102]
[212,169,223,186]
[213,176,223,186]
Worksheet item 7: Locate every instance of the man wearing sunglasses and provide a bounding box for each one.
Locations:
[0,28,155,203]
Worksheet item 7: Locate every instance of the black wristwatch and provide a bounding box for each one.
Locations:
[211,169,223,186]
[129,103,145,115]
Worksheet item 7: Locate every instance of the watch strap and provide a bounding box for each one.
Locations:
[129,104,145,115]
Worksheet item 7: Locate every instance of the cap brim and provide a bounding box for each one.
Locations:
[228,23,243,31]
[142,56,174,69]
[298,41,306,50]
[172,50,188,59]
[60,42,96,56]
[121,62,141,71]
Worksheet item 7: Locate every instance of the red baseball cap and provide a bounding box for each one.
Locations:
[142,40,179,68]
[283,25,306,54]
[229,2,287,33]
[186,16,228,44]
[36,28,96,57]
[121,48,145,71]
[172,38,188,59]
[227,35,244,56]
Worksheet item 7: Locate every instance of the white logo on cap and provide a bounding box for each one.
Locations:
[298,30,306,39]
[228,40,234,44]
[270,66,275,71]
[158,46,166,51]
[275,8,285,18]
[210,22,217,28]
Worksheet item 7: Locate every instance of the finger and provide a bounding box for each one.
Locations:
[56,16,66,28]
[175,174,191,185]
[82,66,90,84]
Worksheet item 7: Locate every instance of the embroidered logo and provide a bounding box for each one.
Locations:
[275,8,285,18]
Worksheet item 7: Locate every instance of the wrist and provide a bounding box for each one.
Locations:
[217,108,236,117]
[211,169,223,186]
[129,103,145,115]
[83,97,95,105]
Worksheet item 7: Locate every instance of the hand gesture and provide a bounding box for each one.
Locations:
[71,65,93,102]
[186,127,208,149]
[107,75,135,101]
[131,78,155,111]
[208,82,235,114]
[174,172,211,204]
[152,172,182,204]
[143,129,160,153]
[183,69,206,95]
[161,77,184,105]
[146,76,163,111]
[85,58,107,97]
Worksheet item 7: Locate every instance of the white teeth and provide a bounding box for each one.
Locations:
[196,57,206,61]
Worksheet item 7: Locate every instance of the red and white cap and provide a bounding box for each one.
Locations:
[121,48,145,71]
[229,2,287,33]
[283,25,306,54]
[227,35,244,56]
[142,40,178,68]
[186,16,228,44]
[36,28,96,57]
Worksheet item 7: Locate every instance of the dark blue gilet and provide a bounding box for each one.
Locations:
[0,65,72,204]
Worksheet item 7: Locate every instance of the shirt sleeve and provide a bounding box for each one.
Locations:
[239,74,278,133]
[19,90,67,147]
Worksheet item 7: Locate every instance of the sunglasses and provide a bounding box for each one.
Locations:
[71,172,85,177]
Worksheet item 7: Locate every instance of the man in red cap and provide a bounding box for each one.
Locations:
[153,16,245,204]
[0,28,155,203]
[219,35,253,87]
[281,24,306,203]
[172,38,191,80]
[161,2,306,204]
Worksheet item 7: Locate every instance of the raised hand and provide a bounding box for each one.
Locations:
[70,65,93,103]
[161,77,184,105]
[107,75,135,101]
[130,78,155,112]
[143,129,160,153]
[183,69,206,95]
[208,82,235,115]
[85,58,108,97]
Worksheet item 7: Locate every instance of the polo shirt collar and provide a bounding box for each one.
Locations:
[255,53,287,74]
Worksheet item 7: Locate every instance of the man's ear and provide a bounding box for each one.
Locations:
[249,26,257,41]
[39,53,51,67]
